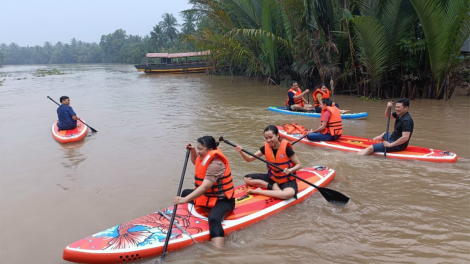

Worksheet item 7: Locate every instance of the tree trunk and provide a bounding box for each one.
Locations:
[408,81,413,99]
[411,84,418,100]
[422,81,429,99]
[400,83,406,98]
[436,75,448,100]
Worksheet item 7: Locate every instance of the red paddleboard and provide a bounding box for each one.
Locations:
[63,166,336,263]
[277,126,458,163]
[51,120,88,144]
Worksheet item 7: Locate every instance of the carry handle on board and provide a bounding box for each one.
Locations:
[219,136,350,206]
[47,96,97,132]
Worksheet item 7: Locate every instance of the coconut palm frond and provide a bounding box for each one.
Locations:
[350,16,388,95]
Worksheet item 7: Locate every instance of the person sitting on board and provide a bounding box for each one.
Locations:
[57,96,80,130]
[286,81,315,111]
[173,136,235,248]
[358,98,414,155]
[313,80,349,114]
[234,125,302,200]
[304,98,343,141]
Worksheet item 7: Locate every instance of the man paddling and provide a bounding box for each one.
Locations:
[57,96,80,130]
[304,99,343,141]
[286,81,314,111]
[358,98,414,155]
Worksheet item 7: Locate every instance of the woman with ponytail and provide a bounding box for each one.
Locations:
[173,136,235,247]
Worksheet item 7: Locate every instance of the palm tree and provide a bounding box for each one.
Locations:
[150,24,165,47]
[409,0,470,99]
[181,12,197,35]
[159,13,180,42]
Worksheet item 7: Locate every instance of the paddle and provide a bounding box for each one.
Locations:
[159,148,191,263]
[219,137,350,205]
[384,106,392,157]
[330,76,334,103]
[47,96,98,133]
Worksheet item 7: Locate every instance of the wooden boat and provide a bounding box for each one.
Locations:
[134,51,211,74]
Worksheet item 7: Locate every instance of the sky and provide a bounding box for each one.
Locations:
[0,0,193,47]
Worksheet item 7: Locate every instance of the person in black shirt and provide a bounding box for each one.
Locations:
[234,125,302,200]
[358,98,414,155]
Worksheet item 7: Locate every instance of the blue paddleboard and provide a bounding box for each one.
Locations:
[268,106,368,119]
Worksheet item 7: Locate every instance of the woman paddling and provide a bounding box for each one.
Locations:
[234,125,302,200]
[173,136,235,247]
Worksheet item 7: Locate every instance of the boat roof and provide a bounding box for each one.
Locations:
[146,51,210,58]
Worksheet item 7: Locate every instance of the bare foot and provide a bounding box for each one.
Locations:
[246,187,262,195]
[211,237,224,248]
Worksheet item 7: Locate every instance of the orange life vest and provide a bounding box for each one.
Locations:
[286,88,305,107]
[282,123,307,134]
[320,106,343,136]
[265,140,296,184]
[194,148,234,208]
[313,89,330,107]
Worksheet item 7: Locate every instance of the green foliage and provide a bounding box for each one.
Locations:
[350,16,388,95]
[33,68,66,77]
[409,0,470,97]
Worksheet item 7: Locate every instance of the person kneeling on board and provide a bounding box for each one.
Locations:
[234,125,302,200]
[286,81,315,111]
[173,136,235,247]
[57,96,80,130]
[313,80,349,114]
[304,99,343,141]
[358,98,414,155]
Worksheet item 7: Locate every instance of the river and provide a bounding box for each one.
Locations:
[0,64,469,264]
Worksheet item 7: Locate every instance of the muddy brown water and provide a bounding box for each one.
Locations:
[0,64,469,264]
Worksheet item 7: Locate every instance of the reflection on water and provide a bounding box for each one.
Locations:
[0,64,469,264]
[60,139,87,169]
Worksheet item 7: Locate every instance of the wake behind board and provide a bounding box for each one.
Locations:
[277,126,458,163]
[52,119,88,144]
[268,106,368,119]
[63,166,336,264]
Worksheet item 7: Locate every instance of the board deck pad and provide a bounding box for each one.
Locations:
[268,106,368,119]
[63,166,336,263]
[277,126,458,163]
[52,119,88,144]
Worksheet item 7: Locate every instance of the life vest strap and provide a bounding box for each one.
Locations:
[205,186,234,196]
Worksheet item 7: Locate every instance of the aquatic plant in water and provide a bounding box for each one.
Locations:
[33,68,66,77]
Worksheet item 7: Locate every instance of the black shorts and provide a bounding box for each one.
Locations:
[244,173,298,197]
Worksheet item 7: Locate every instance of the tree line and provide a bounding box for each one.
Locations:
[184,0,469,99]
[0,12,198,65]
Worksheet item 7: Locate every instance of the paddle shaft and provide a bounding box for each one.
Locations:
[47,96,97,132]
[384,106,392,157]
[160,148,191,262]
[220,138,350,205]
[330,76,334,103]
[291,133,309,145]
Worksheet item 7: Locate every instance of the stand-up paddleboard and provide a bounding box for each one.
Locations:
[268,106,368,119]
[63,166,336,264]
[277,126,458,163]
[52,120,88,144]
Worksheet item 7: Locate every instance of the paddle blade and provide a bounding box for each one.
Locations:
[317,186,350,206]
